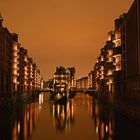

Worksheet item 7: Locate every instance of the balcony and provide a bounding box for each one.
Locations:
[113,46,122,55]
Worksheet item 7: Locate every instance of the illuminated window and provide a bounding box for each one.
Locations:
[13,44,18,51]
[109,78,113,84]
[108,56,113,62]
[107,70,113,75]
[116,64,121,71]
[12,70,17,75]
[101,56,104,61]
[113,39,121,47]
[13,51,17,57]
[24,56,28,62]
[101,75,104,79]
[108,49,113,56]
[101,66,104,70]
[116,55,121,63]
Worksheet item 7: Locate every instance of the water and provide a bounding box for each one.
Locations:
[0,92,140,140]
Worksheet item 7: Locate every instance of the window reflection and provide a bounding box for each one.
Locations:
[50,100,75,132]
[92,100,114,140]
[0,101,39,140]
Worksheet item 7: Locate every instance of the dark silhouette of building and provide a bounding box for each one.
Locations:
[125,0,140,102]
[0,14,13,94]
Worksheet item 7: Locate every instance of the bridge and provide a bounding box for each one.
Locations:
[32,88,53,93]
[72,88,96,92]
[32,88,96,95]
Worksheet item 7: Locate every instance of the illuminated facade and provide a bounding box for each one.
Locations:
[18,47,28,93]
[18,53,41,93]
[93,0,140,112]
[93,15,125,102]
[33,63,41,90]
[76,77,88,89]
[12,33,19,93]
[53,66,76,93]
[0,14,41,108]
[88,71,94,89]
[27,57,33,92]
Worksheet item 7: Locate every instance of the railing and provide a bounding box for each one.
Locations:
[32,88,97,96]
[32,88,52,93]
[71,88,96,92]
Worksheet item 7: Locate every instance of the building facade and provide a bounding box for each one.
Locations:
[88,71,94,89]
[0,14,41,108]
[93,15,125,103]
[53,66,76,93]
[76,77,88,89]
[93,0,140,109]
[0,14,13,94]
[125,0,140,103]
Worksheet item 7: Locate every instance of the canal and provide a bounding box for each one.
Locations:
[0,92,140,140]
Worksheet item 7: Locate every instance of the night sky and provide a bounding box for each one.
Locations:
[0,0,133,79]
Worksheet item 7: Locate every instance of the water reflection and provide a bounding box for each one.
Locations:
[92,100,113,140]
[50,100,75,132]
[92,99,140,140]
[0,101,39,140]
[0,93,140,140]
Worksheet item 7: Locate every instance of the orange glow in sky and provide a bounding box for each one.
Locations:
[0,0,133,79]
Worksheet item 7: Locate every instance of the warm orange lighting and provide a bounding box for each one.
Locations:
[109,78,113,84]
[101,122,105,138]
[108,49,113,56]
[96,126,99,134]
[107,70,113,75]
[106,125,108,132]
[13,51,18,57]
[113,38,121,47]
[12,70,17,75]
[18,121,20,134]
[13,44,18,51]
[101,66,104,70]
[101,56,104,61]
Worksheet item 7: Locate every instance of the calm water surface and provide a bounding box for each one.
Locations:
[0,92,140,140]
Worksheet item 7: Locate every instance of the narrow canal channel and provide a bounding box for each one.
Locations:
[0,93,140,140]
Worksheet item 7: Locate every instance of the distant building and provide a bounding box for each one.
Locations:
[53,66,76,93]
[76,77,88,89]
[88,71,94,89]
[33,63,41,90]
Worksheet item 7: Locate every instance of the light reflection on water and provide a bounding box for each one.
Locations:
[0,92,140,140]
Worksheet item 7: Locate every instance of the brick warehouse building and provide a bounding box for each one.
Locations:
[125,0,140,103]
[92,0,140,118]
[0,14,42,109]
